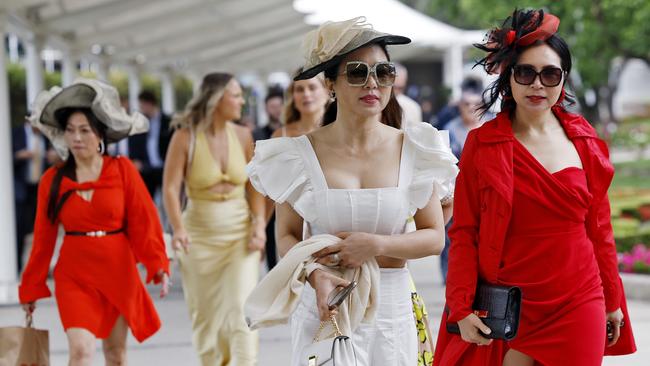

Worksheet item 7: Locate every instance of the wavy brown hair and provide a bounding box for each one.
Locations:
[171,72,233,131]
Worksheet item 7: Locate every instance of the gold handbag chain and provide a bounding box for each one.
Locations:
[313,314,343,342]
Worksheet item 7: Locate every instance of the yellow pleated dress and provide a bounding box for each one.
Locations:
[178,122,260,366]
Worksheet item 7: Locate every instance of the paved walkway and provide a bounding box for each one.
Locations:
[1,257,648,365]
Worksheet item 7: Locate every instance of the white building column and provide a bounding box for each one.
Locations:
[0,11,19,304]
[186,70,202,95]
[95,58,109,82]
[25,34,44,109]
[61,50,78,87]
[126,63,141,113]
[443,44,464,101]
[8,33,19,63]
[160,69,176,115]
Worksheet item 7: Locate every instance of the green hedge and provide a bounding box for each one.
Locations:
[616,234,650,253]
[7,63,194,128]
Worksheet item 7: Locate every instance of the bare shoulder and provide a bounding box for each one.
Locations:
[170,127,191,146]
[231,122,253,141]
[270,128,282,139]
[306,123,332,143]
[383,123,402,135]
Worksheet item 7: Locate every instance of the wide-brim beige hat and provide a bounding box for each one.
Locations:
[28,77,149,159]
[295,16,411,81]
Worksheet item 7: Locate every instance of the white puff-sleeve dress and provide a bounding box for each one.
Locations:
[247,123,458,366]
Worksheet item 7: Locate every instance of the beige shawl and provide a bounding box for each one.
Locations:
[244,234,379,336]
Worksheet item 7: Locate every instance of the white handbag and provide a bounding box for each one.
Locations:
[300,315,357,366]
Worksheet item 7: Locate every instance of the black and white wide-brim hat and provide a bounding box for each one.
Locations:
[28,77,149,159]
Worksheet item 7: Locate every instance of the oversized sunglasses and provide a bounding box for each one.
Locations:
[512,65,565,87]
[341,61,397,87]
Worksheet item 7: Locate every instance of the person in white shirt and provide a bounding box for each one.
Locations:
[394,62,423,128]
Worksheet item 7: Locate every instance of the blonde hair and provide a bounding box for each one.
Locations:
[282,69,328,125]
[171,72,233,130]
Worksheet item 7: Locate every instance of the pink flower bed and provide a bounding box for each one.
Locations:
[619,244,650,274]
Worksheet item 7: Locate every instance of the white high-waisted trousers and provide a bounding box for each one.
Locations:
[290,267,417,366]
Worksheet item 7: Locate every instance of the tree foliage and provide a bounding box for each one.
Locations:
[402,0,650,121]
[7,64,194,128]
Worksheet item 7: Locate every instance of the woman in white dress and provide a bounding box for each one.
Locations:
[247,17,458,366]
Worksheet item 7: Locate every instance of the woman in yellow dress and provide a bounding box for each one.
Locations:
[162,72,266,366]
[272,69,330,139]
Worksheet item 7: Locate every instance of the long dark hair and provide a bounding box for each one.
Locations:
[47,107,107,223]
[322,44,402,129]
[475,9,574,115]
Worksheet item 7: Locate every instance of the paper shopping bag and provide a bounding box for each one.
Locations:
[0,314,49,366]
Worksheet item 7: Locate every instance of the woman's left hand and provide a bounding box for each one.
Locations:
[606,307,624,347]
[248,223,266,252]
[312,232,382,268]
[156,270,171,298]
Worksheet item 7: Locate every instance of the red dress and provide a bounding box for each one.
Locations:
[19,156,170,342]
[434,108,636,365]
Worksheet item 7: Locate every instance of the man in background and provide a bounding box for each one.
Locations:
[129,90,172,198]
[432,76,484,130]
[12,121,53,272]
[253,88,284,141]
[394,62,423,128]
[440,91,490,283]
[252,87,284,270]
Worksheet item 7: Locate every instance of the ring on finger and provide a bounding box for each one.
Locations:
[330,253,341,265]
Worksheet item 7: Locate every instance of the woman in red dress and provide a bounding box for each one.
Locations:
[434,9,636,365]
[19,78,170,366]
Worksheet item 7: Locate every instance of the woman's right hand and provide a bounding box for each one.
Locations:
[172,229,190,254]
[307,269,351,321]
[22,302,35,315]
[457,313,493,346]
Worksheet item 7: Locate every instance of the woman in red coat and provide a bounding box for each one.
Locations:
[19,78,170,366]
[434,9,636,365]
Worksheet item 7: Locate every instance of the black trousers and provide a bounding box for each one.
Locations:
[140,167,163,198]
[265,214,278,270]
[15,183,38,273]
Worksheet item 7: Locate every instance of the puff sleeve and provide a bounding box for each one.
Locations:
[247,138,317,223]
[404,123,459,216]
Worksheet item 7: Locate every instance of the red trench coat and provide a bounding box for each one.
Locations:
[435,107,636,364]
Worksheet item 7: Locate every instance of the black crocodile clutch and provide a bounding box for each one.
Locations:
[446,284,522,341]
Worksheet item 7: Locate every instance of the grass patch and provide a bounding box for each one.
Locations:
[611,159,650,191]
[608,117,650,150]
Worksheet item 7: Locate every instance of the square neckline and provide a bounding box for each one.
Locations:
[298,132,409,191]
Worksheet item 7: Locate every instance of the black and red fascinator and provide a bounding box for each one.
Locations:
[475,9,560,75]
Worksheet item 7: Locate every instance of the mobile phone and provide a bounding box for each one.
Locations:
[607,321,614,341]
[327,281,357,310]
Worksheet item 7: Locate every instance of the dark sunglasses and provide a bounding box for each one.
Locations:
[341,61,396,87]
[512,65,565,87]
